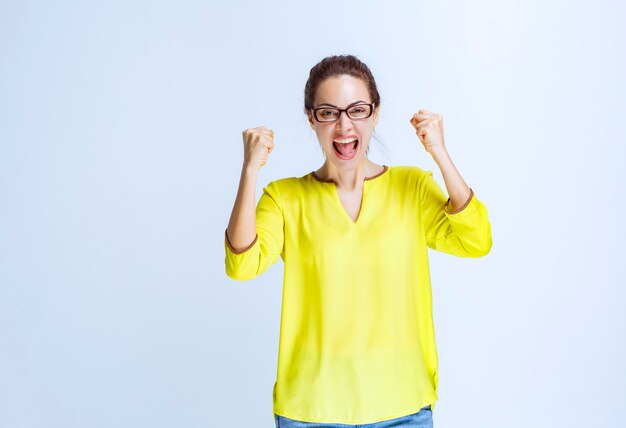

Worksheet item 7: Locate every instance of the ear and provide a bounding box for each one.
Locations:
[306,111,315,128]
[372,106,380,128]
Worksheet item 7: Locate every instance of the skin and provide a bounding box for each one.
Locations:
[226,74,473,250]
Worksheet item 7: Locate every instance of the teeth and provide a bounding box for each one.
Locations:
[333,137,357,144]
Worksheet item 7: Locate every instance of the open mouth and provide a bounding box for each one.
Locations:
[332,137,359,159]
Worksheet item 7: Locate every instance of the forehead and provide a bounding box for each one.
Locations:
[315,75,370,106]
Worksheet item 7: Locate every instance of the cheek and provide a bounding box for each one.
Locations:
[358,126,373,139]
[317,129,333,142]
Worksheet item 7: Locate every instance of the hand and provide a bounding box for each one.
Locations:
[242,126,275,171]
[409,110,447,157]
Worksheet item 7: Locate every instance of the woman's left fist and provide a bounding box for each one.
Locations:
[410,109,447,156]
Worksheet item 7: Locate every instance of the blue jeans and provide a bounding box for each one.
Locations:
[274,405,433,427]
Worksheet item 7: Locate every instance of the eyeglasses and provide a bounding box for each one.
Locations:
[311,102,375,123]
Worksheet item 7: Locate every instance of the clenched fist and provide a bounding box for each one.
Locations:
[242,126,275,171]
[409,110,447,156]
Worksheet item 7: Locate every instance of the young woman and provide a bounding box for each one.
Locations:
[225,54,492,428]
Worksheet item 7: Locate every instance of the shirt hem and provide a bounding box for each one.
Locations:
[224,228,258,254]
[444,188,474,214]
[273,396,437,425]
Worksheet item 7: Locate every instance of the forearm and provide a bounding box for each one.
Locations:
[430,149,471,212]
[226,164,259,251]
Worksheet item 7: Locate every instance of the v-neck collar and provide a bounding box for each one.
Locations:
[310,165,389,225]
[310,165,388,184]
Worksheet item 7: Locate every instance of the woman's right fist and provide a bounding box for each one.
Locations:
[242,126,274,171]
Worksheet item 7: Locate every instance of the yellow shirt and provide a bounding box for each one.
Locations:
[224,164,492,424]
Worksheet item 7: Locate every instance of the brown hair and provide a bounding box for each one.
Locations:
[304,54,386,156]
[304,54,381,113]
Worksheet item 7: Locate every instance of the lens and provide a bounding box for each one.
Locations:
[316,108,340,122]
[347,104,372,119]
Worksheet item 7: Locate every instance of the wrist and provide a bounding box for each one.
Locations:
[429,147,450,163]
[242,162,260,176]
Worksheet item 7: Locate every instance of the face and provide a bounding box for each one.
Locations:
[307,74,379,169]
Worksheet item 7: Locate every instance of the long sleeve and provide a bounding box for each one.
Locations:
[419,170,492,257]
[224,180,285,280]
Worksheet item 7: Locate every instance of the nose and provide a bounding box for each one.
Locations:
[336,110,353,130]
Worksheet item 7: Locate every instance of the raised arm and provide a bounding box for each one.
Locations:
[226,126,275,251]
[225,126,284,280]
[411,109,492,257]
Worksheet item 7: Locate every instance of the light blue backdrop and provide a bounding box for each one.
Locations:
[1,1,624,427]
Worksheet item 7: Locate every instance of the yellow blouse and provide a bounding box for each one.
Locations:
[224,164,492,424]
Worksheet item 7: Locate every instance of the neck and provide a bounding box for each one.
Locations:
[316,159,381,190]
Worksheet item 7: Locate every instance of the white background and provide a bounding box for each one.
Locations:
[1,0,624,426]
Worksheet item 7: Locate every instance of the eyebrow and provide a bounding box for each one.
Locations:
[316,100,368,108]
